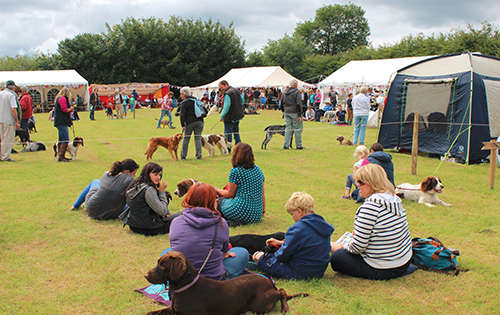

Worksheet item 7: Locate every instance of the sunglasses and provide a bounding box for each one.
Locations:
[357,180,365,187]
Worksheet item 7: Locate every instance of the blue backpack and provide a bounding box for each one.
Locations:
[411,237,460,275]
[193,97,206,118]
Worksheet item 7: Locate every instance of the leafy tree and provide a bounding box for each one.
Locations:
[101,16,245,86]
[0,52,60,71]
[58,33,111,83]
[295,4,370,55]
[253,35,313,79]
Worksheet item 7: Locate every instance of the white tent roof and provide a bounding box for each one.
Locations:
[197,66,312,89]
[0,69,88,86]
[319,56,434,87]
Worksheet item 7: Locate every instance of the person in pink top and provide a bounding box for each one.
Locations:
[53,87,74,162]
[157,92,175,129]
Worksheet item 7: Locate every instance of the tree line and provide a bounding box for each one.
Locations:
[1,4,500,86]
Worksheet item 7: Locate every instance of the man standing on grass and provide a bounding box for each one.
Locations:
[0,80,20,162]
[218,80,244,148]
[281,79,304,150]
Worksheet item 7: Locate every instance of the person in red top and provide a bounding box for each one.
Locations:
[19,86,33,135]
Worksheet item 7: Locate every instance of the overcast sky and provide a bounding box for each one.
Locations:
[1,0,499,57]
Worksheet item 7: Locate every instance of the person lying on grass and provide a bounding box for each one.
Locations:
[252,191,334,279]
[330,163,412,280]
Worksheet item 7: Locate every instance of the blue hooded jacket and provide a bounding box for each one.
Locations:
[266,213,334,278]
[367,151,395,186]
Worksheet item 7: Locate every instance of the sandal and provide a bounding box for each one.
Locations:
[341,195,351,199]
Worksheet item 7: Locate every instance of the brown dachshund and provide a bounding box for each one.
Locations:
[143,251,308,315]
[144,133,183,161]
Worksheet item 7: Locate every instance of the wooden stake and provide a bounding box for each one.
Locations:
[411,113,419,175]
[481,140,499,189]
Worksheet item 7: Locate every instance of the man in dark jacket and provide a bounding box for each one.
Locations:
[280,79,304,149]
[89,88,99,120]
[219,80,244,146]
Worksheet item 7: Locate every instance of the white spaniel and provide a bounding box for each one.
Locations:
[395,176,452,207]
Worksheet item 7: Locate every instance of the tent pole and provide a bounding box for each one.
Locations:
[411,112,419,175]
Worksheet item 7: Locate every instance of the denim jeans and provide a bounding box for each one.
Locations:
[158,110,173,127]
[56,125,70,142]
[181,120,204,159]
[160,247,249,279]
[224,121,241,144]
[353,115,368,145]
[73,179,101,208]
[284,113,303,148]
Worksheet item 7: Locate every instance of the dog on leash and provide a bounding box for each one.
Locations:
[144,133,183,161]
[201,134,233,156]
[261,125,293,149]
[173,178,199,197]
[143,251,308,315]
[15,129,30,147]
[395,176,452,207]
[53,136,84,160]
[336,135,353,146]
[229,232,286,257]
[155,118,170,128]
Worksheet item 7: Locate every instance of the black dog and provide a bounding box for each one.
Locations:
[28,119,37,133]
[261,125,293,149]
[15,129,30,146]
[229,232,286,255]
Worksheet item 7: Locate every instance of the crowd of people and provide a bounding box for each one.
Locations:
[4,78,410,283]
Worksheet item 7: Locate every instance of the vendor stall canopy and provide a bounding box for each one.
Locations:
[378,52,500,164]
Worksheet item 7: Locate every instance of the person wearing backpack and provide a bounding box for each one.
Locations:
[179,86,204,160]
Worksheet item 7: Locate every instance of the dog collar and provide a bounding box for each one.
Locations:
[170,274,200,294]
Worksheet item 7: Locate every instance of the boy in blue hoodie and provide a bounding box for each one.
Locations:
[253,191,334,279]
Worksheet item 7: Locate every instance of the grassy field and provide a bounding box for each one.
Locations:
[1,108,499,314]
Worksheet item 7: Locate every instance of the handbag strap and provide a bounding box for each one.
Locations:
[198,221,219,274]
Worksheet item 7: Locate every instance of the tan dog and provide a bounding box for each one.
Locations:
[144,133,183,161]
[155,118,169,128]
[336,135,353,146]
[201,134,233,156]
[143,251,308,315]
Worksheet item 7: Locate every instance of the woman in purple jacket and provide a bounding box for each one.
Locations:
[164,182,249,280]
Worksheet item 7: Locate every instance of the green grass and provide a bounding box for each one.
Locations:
[1,108,499,314]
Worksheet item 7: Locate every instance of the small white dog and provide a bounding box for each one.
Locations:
[395,176,452,207]
[53,136,84,160]
[201,134,233,157]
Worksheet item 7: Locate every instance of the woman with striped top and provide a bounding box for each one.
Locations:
[330,164,412,280]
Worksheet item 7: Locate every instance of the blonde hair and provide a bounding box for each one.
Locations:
[354,164,395,196]
[55,87,72,100]
[354,145,369,159]
[285,191,315,215]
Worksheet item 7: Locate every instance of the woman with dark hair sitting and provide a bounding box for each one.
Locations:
[330,163,412,280]
[124,162,180,236]
[216,142,265,226]
[71,158,139,220]
[165,182,249,280]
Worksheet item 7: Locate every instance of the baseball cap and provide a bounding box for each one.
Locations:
[6,80,16,87]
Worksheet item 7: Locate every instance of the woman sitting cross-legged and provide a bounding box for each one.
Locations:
[330,163,412,280]
[215,142,265,227]
[164,182,249,280]
[71,158,139,220]
[123,162,180,236]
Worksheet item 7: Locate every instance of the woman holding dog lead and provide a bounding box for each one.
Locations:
[122,162,181,236]
[330,164,413,280]
[71,159,139,220]
[179,86,203,160]
[216,142,265,227]
[165,182,249,280]
[53,87,74,162]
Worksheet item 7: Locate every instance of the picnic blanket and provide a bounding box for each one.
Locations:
[136,283,171,306]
